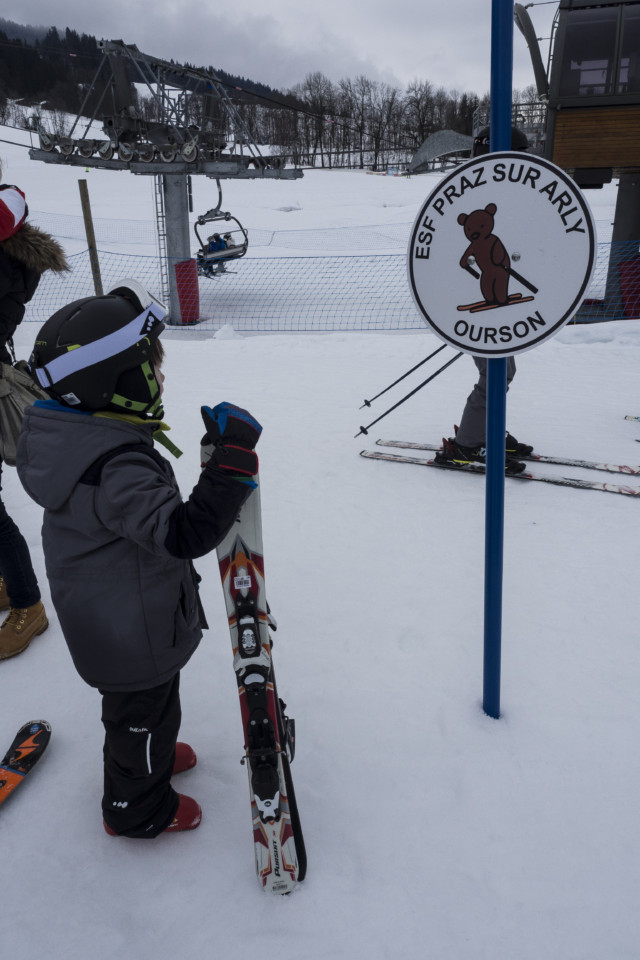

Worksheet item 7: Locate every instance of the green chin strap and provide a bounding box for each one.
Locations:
[110,360,163,419]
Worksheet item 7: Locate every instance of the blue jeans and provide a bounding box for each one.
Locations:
[0,460,41,608]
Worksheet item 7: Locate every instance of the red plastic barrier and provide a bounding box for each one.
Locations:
[618,257,640,319]
[174,259,200,324]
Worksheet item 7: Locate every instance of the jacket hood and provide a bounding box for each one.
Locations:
[0,185,26,240]
[17,403,155,510]
[1,222,69,274]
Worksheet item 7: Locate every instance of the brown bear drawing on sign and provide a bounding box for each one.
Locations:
[457,203,510,306]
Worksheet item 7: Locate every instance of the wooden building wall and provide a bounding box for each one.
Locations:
[551,105,640,169]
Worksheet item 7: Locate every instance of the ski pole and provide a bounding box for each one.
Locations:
[505,264,538,294]
[464,262,538,295]
[355,351,463,438]
[360,343,448,408]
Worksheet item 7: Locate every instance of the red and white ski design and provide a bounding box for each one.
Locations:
[216,480,305,894]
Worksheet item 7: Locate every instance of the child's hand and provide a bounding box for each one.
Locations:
[200,403,262,478]
[201,402,262,449]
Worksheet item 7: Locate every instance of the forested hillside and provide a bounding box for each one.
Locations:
[0,18,539,169]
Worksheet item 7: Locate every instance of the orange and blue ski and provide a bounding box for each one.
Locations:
[0,720,51,806]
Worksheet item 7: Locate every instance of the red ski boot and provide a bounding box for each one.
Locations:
[173,742,197,774]
[163,794,202,832]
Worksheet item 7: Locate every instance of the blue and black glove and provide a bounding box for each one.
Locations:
[201,401,262,478]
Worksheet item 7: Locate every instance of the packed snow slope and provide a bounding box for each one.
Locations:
[1,128,639,960]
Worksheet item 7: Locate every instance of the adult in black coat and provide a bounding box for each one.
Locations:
[0,178,68,660]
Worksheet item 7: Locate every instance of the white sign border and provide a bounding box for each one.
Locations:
[407,151,597,357]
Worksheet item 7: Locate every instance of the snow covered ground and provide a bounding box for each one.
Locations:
[2,128,640,960]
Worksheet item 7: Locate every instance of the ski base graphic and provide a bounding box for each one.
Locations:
[0,720,51,806]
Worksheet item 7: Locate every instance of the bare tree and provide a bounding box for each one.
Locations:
[404,79,435,146]
[368,81,403,169]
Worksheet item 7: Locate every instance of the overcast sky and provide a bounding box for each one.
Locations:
[2,0,556,95]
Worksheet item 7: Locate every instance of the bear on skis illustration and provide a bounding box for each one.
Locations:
[457,203,537,313]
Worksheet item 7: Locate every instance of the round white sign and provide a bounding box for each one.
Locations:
[407,152,596,357]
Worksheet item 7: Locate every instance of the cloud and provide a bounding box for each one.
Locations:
[2,0,552,94]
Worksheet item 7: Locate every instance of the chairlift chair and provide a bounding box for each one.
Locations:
[194,179,249,278]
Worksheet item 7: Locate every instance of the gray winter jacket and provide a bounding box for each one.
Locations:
[17,403,244,692]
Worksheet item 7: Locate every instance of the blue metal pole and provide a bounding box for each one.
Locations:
[483,0,514,719]
[490,0,514,152]
[483,357,507,718]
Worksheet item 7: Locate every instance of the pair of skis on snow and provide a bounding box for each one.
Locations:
[361,439,640,497]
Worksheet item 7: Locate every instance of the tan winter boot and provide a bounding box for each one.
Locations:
[0,601,49,660]
[0,577,10,611]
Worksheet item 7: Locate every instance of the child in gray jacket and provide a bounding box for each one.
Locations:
[17,279,261,837]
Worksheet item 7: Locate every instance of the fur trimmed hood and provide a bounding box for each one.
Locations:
[1,222,69,274]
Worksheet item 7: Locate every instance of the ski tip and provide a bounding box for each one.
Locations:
[25,720,52,731]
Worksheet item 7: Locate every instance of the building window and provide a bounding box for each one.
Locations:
[618,5,640,93]
[559,6,620,97]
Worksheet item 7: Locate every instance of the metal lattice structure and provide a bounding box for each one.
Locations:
[28,39,303,321]
[28,39,302,181]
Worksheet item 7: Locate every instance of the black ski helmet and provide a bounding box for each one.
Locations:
[31,279,167,417]
[473,125,529,156]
